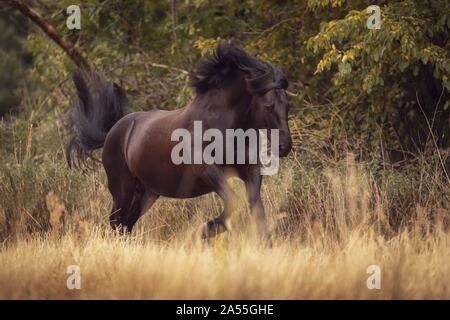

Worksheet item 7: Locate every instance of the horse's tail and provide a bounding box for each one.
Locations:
[66,70,127,168]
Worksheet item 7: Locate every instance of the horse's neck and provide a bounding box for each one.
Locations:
[186,89,252,130]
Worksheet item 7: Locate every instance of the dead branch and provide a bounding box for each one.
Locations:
[5,0,91,72]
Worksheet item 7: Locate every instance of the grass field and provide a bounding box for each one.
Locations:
[0,139,449,299]
[1,223,449,299]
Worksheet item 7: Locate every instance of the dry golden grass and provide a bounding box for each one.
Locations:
[0,154,449,299]
[0,227,449,299]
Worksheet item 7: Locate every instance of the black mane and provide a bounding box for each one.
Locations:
[189,42,287,94]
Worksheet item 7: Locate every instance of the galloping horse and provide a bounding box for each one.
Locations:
[67,43,292,242]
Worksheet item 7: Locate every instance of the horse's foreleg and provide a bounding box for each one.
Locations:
[243,169,272,245]
[199,167,237,239]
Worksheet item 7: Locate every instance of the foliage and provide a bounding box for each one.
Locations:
[308,0,450,152]
[2,0,449,156]
[0,8,32,116]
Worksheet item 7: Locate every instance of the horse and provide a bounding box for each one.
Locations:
[66,42,292,243]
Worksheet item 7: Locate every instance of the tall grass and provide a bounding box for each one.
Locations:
[0,100,449,299]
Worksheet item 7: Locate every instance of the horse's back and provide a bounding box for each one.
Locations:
[102,110,171,177]
[103,109,179,151]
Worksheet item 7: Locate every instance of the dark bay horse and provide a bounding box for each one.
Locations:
[67,43,292,242]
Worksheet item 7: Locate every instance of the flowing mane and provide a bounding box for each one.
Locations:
[189,42,288,94]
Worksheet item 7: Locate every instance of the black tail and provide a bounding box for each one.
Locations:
[66,70,127,168]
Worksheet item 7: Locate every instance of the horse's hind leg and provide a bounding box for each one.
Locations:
[105,159,136,232]
[124,189,159,232]
[104,148,159,233]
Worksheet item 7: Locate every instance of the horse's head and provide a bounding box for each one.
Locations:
[246,64,292,158]
[189,43,293,157]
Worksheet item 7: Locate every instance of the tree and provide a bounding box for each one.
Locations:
[4,0,449,157]
[5,0,90,71]
[0,7,30,116]
[307,0,450,153]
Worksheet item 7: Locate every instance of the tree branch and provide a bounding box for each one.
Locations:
[5,0,91,72]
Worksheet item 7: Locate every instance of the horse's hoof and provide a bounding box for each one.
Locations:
[198,219,229,240]
[198,222,209,239]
